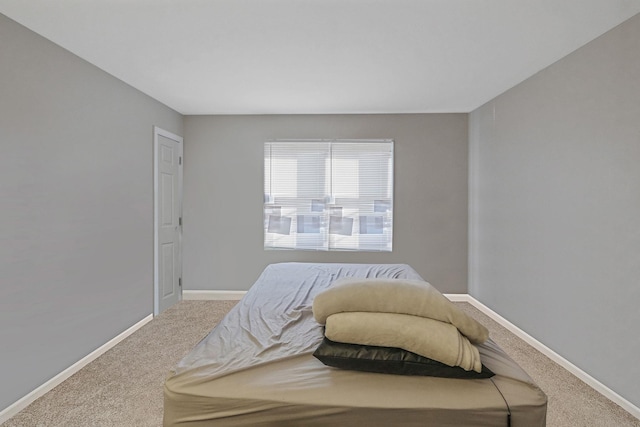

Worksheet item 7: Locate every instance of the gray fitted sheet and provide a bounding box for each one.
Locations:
[164,263,547,426]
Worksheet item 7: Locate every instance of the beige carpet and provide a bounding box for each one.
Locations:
[3,300,639,427]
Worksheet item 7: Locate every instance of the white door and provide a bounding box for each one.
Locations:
[154,127,183,315]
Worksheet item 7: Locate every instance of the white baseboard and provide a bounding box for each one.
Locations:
[456,294,640,420]
[0,314,153,425]
[443,293,469,302]
[183,290,247,300]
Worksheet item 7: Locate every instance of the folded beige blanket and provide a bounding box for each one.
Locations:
[325,312,482,372]
[313,278,489,344]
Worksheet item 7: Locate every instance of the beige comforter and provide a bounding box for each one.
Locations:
[314,278,489,372]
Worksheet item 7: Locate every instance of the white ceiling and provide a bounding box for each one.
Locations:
[1,1,639,115]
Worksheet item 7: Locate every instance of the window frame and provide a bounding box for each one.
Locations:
[263,139,394,252]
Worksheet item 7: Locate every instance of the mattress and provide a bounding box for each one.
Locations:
[164,263,547,426]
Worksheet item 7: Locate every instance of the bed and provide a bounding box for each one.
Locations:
[164,263,547,426]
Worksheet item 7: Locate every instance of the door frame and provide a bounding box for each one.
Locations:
[153,126,184,316]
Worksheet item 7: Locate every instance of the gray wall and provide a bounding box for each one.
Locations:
[0,15,183,412]
[183,114,468,293]
[469,14,640,408]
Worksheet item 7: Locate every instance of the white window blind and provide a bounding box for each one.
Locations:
[264,139,393,251]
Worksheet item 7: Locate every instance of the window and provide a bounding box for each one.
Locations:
[264,139,393,251]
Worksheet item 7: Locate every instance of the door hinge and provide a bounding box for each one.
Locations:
[179,217,183,226]
[179,156,182,165]
[179,278,182,287]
